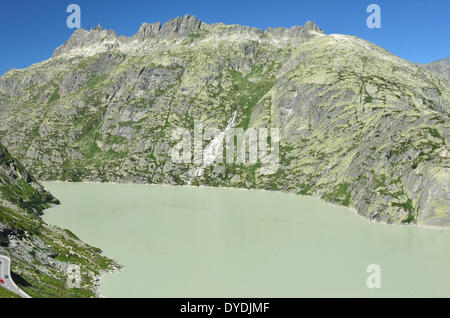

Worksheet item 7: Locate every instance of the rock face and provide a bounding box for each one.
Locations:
[0,15,448,227]
[0,144,119,297]
[424,58,450,81]
[0,144,58,215]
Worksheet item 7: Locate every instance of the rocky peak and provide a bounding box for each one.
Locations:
[92,24,104,32]
[136,22,162,40]
[52,25,120,57]
[303,21,324,33]
[160,14,202,38]
[136,14,202,41]
[265,21,325,39]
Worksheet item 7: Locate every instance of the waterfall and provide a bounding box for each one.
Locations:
[188,111,237,184]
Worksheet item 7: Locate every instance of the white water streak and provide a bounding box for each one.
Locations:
[190,111,237,183]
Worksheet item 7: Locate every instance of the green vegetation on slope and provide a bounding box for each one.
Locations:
[0,286,20,298]
[0,144,120,298]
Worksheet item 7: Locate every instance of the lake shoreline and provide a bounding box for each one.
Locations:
[94,267,125,298]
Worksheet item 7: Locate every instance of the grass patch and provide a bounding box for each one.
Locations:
[0,287,20,298]
[48,90,60,103]
[323,183,352,206]
[86,74,106,89]
[229,69,276,130]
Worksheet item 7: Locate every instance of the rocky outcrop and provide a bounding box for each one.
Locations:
[0,143,120,297]
[424,58,450,81]
[266,21,324,38]
[136,14,202,41]
[136,22,162,41]
[52,25,124,57]
[0,144,58,215]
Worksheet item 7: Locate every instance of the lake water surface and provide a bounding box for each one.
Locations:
[42,182,450,298]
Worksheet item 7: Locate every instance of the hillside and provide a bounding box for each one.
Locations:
[0,143,119,297]
[0,15,448,226]
[424,58,450,81]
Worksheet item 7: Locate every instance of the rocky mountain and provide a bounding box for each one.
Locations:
[0,143,119,297]
[0,15,448,227]
[424,58,450,81]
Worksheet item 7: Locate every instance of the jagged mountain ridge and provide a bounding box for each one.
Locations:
[52,14,324,57]
[0,15,448,226]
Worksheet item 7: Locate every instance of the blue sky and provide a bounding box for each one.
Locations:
[0,0,449,75]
